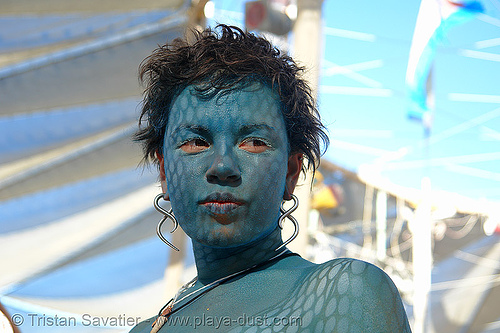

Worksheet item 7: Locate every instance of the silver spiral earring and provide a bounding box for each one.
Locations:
[276,193,299,251]
[154,193,180,251]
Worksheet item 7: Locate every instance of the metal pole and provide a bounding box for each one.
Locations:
[362,185,374,253]
[412,176,433,333]
[376,190,387,262]
[164,231,187,297]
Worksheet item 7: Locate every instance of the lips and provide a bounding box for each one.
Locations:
[199,193,244,215]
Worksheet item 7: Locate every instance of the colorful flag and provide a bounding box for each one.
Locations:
[406,0,483,126]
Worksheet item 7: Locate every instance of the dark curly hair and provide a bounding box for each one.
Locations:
[135,24,328,173]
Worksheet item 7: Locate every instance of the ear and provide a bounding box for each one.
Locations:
[156,150,169,200]
[284,153,303,200]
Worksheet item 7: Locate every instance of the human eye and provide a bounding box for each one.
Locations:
[179,138,210,153]
[239,138,272,153]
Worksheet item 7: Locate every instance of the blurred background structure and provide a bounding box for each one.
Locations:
[0,0,499,332]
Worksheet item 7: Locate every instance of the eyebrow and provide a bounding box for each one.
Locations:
[239,124,277,135]
[171,124,210,136]
[170,124,279,140]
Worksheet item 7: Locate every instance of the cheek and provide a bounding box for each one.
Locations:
[245,154,288,198]
[164,151,182,194]
[164,151,192,216]
[164,156,193,221]
[164,152,207,203]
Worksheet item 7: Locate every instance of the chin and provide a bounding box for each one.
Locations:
[196,225,259,248]
[205,226,244,247]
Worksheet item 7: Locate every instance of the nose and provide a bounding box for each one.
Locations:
[205,149,241,185]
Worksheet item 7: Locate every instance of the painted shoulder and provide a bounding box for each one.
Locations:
[232,258,411,332]
[309,258,412,332]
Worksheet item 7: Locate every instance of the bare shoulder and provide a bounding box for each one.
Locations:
[251,258,411,332]
[306,258,412,332]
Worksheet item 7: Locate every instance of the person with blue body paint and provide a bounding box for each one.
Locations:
[130,25,411,333]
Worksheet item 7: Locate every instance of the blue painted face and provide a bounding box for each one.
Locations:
[163,83,290,247]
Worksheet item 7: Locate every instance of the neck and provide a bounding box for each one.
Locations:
[192,227,285,284]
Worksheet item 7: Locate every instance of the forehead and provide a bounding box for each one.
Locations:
[168,83,285,130]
